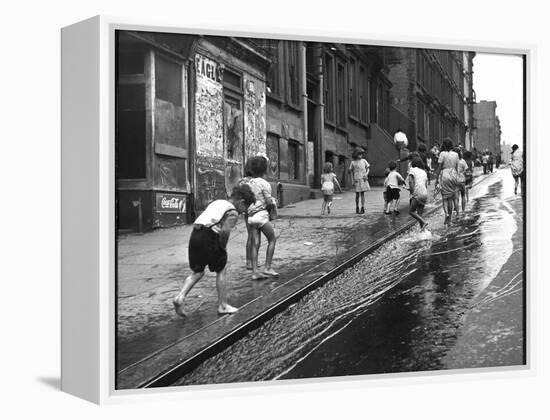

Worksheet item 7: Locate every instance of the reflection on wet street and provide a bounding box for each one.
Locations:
[173,170,521,386]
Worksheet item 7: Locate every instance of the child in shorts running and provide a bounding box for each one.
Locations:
[384,161,405,214]
[320,162,342,215]
[173,184,256,316]
[382,166,391,212]
[405,157,429,230]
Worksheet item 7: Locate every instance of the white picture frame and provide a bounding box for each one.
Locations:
[61,15,535,405]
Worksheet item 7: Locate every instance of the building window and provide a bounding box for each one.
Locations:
[264,39,284,100]
[286,41,301,108]
[223,67,243,94]
[324,52,335,124]
[383,88,390,130]
[117,82,146,179]
[119,50,145,75]
[358,66,368,123]
[116,37,147,180]
[266,133,280,179]
[348,57,357,119]
[288,141,299,180]
[155,54,182,107]
[370,78,378,123]
[417,101,425,139]
[336,61,346,127]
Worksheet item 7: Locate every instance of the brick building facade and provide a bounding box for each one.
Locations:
[116,31,478,231]
[387,48,475,151]
[474,100,502,156]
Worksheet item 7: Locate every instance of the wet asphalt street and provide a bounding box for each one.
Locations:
[173,168,524,386]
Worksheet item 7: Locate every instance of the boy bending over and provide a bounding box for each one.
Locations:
[173,184,256,316]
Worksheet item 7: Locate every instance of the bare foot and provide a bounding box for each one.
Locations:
[263,268,279,276]
[252,272,267,280]
[173,295,186,317]
[218,303,238,315]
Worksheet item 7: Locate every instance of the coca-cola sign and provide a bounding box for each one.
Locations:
[156,193,186,213]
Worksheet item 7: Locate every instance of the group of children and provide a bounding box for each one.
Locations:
[173,155,279,317]
[173,146,476,317]
[382,158,429,230]
[318,150,430,231]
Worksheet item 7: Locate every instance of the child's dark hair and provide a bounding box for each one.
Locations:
[352,149,363,160]
[417,143,427,153]
[441,137,454,151]
[249,155,268,177]
[323,162,333,173]
[230,184,256,207]
[463,150,473,160]
[388,160,397,170]
[243,158,253,177]
[410,157,424,169]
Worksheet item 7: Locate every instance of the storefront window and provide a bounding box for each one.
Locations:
[155,55,182,106]
[117,84,146,179]
[288,141,299,180]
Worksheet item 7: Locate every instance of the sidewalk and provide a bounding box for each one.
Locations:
[116,174,473,388]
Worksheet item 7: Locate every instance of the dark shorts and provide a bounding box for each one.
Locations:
[323,194,333,202]
[188,226,227,273]
[409,197,425,214]
[386,187,400,201]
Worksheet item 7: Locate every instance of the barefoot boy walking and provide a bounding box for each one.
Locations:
[173,184,256,316]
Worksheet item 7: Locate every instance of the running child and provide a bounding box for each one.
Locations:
[173,184,256,316]
[384,160,405,214]
[463,150,474,202]
[382,166,391,212]
[455,147,468,214]
[321,162,342,215]
[405,157,429,230]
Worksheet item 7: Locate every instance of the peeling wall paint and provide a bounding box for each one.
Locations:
[195,55,224,158]
[243,77,267,159]
[194,57,268,210]
[195,54,225,209]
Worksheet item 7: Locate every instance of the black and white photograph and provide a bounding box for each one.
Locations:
[5,0,549,417]
[115,30,526,389]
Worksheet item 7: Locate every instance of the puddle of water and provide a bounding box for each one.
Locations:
[173,173,518,386]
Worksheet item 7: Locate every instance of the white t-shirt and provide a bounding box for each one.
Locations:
[385,170,404,189]
[393,131,408,147]
[194,200,238,234]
